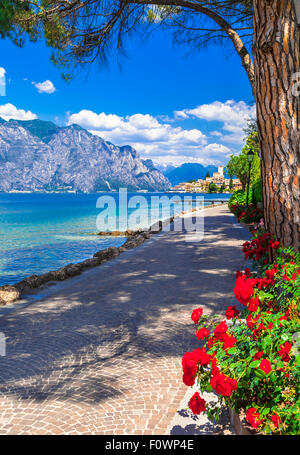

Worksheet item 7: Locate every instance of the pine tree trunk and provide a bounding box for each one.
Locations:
[253,0,300,251]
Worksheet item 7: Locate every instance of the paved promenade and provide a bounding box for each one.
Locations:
[0,205,248,434]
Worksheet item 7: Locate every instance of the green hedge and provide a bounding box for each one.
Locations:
[229,189,251,208]
[251,179,263,204]
[229,180,263,209]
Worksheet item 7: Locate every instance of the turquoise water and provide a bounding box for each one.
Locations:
[0,192,231,286]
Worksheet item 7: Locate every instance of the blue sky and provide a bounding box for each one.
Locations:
[0,27,255,168]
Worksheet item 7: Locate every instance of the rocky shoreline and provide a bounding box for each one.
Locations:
[0,204,222,306]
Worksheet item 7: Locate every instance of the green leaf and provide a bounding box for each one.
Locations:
[254,369,265,379]
[249,360,260,368]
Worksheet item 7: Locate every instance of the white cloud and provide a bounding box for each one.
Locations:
[176,100,256,146]
[33,80,56,94]
[68,110,209,165]
[181,100,255,123]
[0,103,37,121]
[0,67,6,79]
[67,101,253,168]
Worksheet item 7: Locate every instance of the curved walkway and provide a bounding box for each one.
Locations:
[0,205,248,435]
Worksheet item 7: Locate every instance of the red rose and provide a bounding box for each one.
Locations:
[210,371,237,397]
[182,347,211,387]
[214,321,228,341]
[191,308,203,324]
[277,341,292,362]
[260,358,272,374]
[193,347,211,366]
[234,274,258,306]
[222,333,237,351]
[196,327,210,340]
[182,352,197,385]
[271,413,281,428]
[248,297,260,312]
[183,372,195,386]
[225,305,240,320]
[188,392,206,415]
[246,407,263,428]
[253,351,264,361]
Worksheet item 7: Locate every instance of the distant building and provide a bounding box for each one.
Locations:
[169,165,242,192]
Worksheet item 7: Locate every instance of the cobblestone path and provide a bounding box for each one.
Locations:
[0,206,248,434]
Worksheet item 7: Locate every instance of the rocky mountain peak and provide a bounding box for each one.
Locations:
[0,118,171,192]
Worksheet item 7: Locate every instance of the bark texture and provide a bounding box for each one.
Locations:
[253,0,300,250]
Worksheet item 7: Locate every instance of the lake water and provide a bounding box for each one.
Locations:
[0,192,231,286]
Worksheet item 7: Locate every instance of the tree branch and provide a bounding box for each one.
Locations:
[128,0,255,92]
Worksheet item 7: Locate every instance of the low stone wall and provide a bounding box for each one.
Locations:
[229,408,258,435]
[0,204,224,305]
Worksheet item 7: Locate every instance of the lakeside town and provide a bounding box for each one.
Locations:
[170,166,242,193]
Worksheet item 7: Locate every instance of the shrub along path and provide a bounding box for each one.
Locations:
[0,205,249,435]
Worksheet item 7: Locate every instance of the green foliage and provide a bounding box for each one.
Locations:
[225,132,260,191]
[252,178,263,204]
[0,0,30,39]
[229,189,249,208]
[201,312,300,434]
[0,0,70,77]
[186,232,300,434]
[208,182,218,193]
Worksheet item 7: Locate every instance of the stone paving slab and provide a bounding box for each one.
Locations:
[0,206,249,434]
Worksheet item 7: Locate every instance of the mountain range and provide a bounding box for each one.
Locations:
[163,163,219,186]
[0,118,171,192]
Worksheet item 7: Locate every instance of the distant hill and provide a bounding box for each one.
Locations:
[0,118,171,192]
[164,163,218,186]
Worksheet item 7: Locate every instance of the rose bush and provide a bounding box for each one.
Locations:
[182,224,300,435]
[230,202,263,224]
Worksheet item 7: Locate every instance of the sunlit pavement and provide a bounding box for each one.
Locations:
[0,205,248,434]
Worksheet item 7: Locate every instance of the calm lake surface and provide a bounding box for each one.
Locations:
[0,192,231,286]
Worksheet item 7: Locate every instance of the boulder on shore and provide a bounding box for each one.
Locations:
[79,257,102,268]
[122,234,146,250]
[93,246,120,260]
[97,229,145,237]
[0,285,21,305]
[52,264,82,281]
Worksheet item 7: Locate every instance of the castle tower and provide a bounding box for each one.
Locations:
[218,166,224,176]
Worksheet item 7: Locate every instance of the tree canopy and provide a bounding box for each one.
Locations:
[225,131,260,191]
